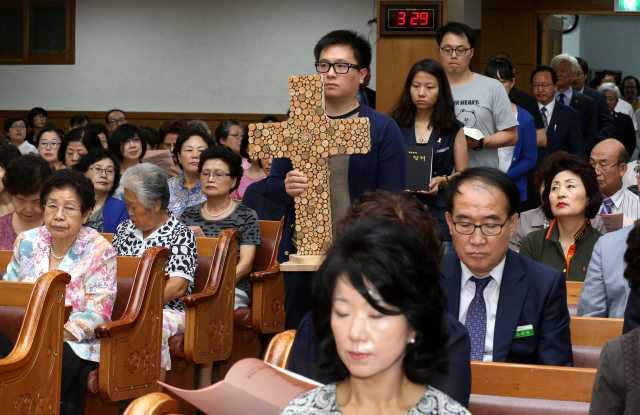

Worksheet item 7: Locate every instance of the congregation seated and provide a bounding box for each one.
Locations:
[520,152,603,281]
[511,151,607,252]
[179,145,262,387]
[73,149,129,233]
[282,219,471,415]
[159,118,188,177]
[0,144,22,217]
[237,125,267,198]
[441,167,573,366]
[287,190,472,407]
[25,107,48,145]
[590,138,640,219]
[0,168,117,414]
[3,115,38,155]
[108,123,147,176]
[589,222,640,414]
[35,124,66,170]
[111,163,197,380]
[0,154,52,250]
[86,122,109,148]
[69,113,91,131]
[598,83,636,156]
[241,157,286,221]
[59,125,103,169]
[139,125,161,150]
[167,128,216,217]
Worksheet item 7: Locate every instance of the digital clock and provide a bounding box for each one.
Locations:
[380,1,443,36]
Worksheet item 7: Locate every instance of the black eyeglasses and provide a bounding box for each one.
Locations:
[315,61,362,74]
[440,46,472,56]
[452,218,510,236]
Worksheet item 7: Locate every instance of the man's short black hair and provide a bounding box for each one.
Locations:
[70,114,92,128]
[445,167,520,217]
[436,22,476,48]
[576,57,589,74]
[531,66,558,85]
[313,30,372,69]
[104,109,126,123]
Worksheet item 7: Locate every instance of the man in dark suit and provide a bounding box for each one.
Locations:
[599,83,637,156]
[524,66,584,207]
[573,57,615,142]
[357,68,376,109]
[550,54,599,152]
[441,167,573,366]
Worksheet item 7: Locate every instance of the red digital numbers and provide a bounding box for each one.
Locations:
[393,10,429,27]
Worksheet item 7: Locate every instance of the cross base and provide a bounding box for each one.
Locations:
[279,254,325,272]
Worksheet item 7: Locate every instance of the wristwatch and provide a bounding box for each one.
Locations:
[473,138,484,151]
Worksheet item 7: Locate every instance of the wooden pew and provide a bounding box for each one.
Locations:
[84,246,170,415]
[264,329,296,369]
[566,281,583,316]
[470,361,595,414]
[221,219,286,377]
[0,271,71,415]
[101,233,218,258]
[571,316,623,369]
[164,229,241,414]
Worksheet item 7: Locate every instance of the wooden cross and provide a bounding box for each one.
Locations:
[247,74,371,257]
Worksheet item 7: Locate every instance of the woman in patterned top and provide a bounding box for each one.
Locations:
[73,149,129,233]
[0,169,117,415]
[167,128,216,217]
[180,145,261,388]
[111,163,197,380]
[281,220,470,415]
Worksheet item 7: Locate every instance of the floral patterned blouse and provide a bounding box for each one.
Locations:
[2,226,117,363]
[168,174,207,218]
[112,213,198,313]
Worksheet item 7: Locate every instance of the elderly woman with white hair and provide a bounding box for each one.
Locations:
[599,83,637,156]
[112,163,198,378]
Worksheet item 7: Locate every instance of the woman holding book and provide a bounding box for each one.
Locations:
[390,58,467,253]
[281,219,470,415]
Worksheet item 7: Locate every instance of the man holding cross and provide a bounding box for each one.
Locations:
[266,30,405,329]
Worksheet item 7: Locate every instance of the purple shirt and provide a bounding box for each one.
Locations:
[0,212,17,250]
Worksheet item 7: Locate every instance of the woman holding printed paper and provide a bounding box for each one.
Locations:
[390,58,467,252]
[520,153,603,281]
[281,219,470,415]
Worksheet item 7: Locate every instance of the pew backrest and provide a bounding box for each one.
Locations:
[566,281,582,306]
[570,316,623,347]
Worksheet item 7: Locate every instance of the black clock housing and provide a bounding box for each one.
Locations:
[380,1,443,36]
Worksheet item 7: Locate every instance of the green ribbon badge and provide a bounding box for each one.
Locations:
[514,324,534,339]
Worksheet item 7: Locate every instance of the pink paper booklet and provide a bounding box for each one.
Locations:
[158,358,323,415]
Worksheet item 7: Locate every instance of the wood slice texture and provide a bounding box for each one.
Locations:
[247,74,372,256]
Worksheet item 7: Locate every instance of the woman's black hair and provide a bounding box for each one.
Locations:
[0,144,22,170]
[485,58,516,104]
[173,128,216,169]
[198,146,243,194]
[3,116,27,134]
[35,124,64,147]
[85,122,109,140]
[312,218,448,384]
[40,169,96,215]
[541,152,603,220]
[138,125,161,150]
[389,58,460,134]
[27,107,47,128]
[69,114,92,129]
[72,149,122,196]
[4,154,53,196]
[240,125,251,160]
[108,123,147,162]
[58,126,103,164]
[214,118,242,146]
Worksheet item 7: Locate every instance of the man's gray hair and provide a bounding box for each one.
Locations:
[598,82,622,99]
[550,53,579,73]
[188,119,211,135]
[120,163,170,211]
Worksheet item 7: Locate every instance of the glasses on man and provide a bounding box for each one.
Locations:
[34,114,47,120]
[440,46,472,56]
[10,124,26,130]
[576,71,585,77]
[200,170,231,180]
[123,137,140,146]
[315,61,362,74]
[38,141,61,148]
[108,117,126,126]
[532,83,554,90]
[451,218,509,236]
[590,162,621,172]
[45,203,80,216]
[89,167,115,176]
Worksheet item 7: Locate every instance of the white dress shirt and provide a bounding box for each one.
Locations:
[458,256,506,362]
[600,186,640,219]
[538,99,556,124]
[615,99,638,131]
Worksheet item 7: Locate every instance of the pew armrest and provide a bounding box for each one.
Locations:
[96,246,170,403]
[249,263,281,283]
[251,266,285,334]
[183,228,242,365]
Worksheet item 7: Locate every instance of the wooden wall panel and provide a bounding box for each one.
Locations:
[375,0,447,116]
[0,111,287,137]
[480,10,534,66]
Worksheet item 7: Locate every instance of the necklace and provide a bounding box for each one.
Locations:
[204,199,233,218]
[50,247,66,260]
[416,125,431,143]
